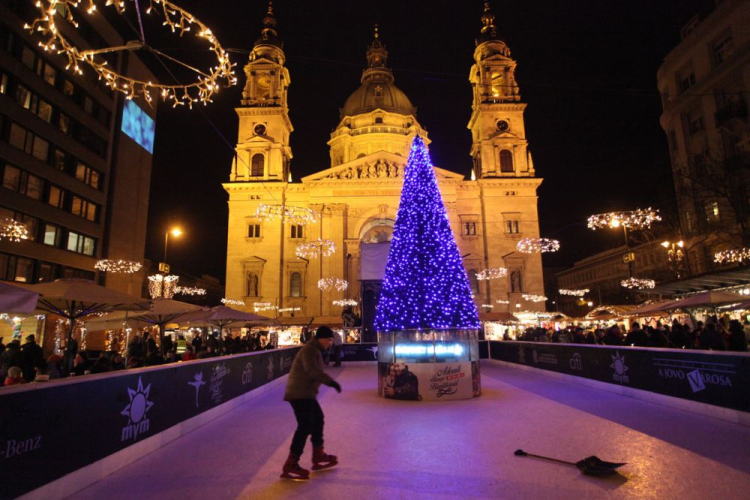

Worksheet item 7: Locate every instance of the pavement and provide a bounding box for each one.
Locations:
[71,361,750,499]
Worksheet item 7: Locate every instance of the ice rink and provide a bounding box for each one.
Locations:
[71,361,750,499]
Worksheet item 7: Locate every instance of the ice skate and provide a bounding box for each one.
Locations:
[280,453,310,480]
[312,446,338,470]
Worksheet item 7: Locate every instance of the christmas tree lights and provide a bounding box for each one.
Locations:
[374,136,480,330]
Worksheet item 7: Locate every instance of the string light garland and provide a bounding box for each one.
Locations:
[221,298,245,306]
[475,267,507,280]
[374,137,480,330]
[255,204,317,225]
[516,238,560,253]
[0,218,29,242]
[253,302,277,312]
[296,239,336,259]
[332,299,357,307]
[522,293,547,302]
[480,304,494,308]
[714,247,750,264]
[278,307,301,313]
[148,274,179,298]
[587,208,662,231]
[620,277,656,289]
[95,259,142,273]
[174,286,206,296]
[26,0,236,108]
[318,278,348,292]
[496,299,510,304]
[559,288,590,297]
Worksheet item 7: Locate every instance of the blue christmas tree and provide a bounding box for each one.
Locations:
[375,136,480,331]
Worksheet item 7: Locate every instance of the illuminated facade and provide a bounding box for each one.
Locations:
[224,4,544,336]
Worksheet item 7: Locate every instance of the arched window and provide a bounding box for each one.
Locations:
[468,268,479,294]
[500,150,514,173]
[290,272,302,297]
[251,154,264,177]
[247,272,259,297]
[510,269,523,293]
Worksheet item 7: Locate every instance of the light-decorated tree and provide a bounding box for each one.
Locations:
[375,136,480,330]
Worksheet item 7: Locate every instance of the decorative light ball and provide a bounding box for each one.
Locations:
[332,299,358,307]
[148,274,179,299]
[496,299,510,304]
[588,208,661,231]
[253,302,277,312]
[517,238,560,253]
[714,247,750,264]
[559,288,589,297]
[174,286,206,296]
[95,259,142,274]
[620,277,656,289]
[255,204,317,226]
[318,278,348,292]
[278,307,301,313]
[522,293,548,302]
[221,298,245,306]
[297,239,336,259]
[0,218,29,242]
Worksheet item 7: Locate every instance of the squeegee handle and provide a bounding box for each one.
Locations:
[514,449,576,467]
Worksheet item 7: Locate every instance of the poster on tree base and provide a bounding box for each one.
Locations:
[378,361,480,401]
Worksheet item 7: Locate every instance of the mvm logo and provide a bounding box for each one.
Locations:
[121,377,154,442]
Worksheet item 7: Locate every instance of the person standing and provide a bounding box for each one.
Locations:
[281,326,342,480]
[20,334,45,382]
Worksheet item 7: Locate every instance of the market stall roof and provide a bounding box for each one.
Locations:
[648,267,750,295]
[651,290,745,312]
[479,312,519,323]
[626,300,676,317]
[585,305,637,319]
[275,316,314,326]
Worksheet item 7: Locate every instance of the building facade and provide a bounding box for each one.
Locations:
[657,0,750,275]
[0,0,156,295]
[224,4,545,337]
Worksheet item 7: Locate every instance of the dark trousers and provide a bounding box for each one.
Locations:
[289,399,324,457]
[331,344,342,366]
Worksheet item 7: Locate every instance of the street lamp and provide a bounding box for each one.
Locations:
[661,240,686,278]
[164,228,182,263]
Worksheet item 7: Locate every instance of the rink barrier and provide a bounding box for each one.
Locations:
[488,341,750,421]
[0,347,301,500]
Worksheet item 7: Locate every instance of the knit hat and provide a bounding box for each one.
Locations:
[315,326,334,339]
[25,334,35,342]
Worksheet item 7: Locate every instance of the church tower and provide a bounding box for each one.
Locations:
[468,2,534,179]
[232,2,292,181]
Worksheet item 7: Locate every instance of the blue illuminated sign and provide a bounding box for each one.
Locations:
[394,344,465,357]
[121,100,155,153]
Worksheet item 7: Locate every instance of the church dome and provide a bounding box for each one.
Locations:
[341,81,416,118]
[340,26,416,119]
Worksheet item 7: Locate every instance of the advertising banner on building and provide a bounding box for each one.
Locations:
[0,348,299,499]
[489,341,750,412]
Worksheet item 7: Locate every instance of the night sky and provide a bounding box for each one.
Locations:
[139,0,710,282]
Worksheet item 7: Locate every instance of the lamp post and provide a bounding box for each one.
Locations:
[160,227,182,298]
[164,228,182,263]
[661,240,686,278]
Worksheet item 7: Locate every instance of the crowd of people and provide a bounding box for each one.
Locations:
[515,316,750,352]
[0,330,280,387]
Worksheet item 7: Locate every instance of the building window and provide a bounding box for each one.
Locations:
[44,223,61,247]
[2,165,43,200]
[290,224,304,239]
[247,272,259,297]
[251,154,264,177]
[37,262,58,283]
[463,222,477,236]
[67,231,96,256]
[499,149,514,172]
[75,162,101,189]
[505,220,520,234]
[713,34,733,66]
[47,185,64,208]
[12,256,34,283]
[8,123,49,161]
[375,117,383,124]
[290,272,302,297]
[71,195,97,221]
[704,201,720,223]
[468,268,479,294]
[678,70,696,93]
[687,111,704,135]
[248,223,261,238]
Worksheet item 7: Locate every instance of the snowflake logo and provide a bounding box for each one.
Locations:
[611,352,629,384]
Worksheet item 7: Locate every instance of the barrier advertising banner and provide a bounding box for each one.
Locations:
[0,348,300,499]
[377,361,481,401]
[489,341,750,412]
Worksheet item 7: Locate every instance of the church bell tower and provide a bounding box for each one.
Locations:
[468,2,535,179]
[233,2,292,181]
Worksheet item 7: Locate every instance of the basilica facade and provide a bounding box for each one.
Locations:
[224,4,545,335]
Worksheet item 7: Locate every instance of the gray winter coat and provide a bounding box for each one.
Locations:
[284,338,334,401]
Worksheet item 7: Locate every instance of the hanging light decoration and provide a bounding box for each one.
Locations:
[496,299,510,304]
[620,277,656,289]
[278,307,301,313]
[0,218,29,242]
[480,304,494,309]
[516,238,560,253]
[26,0,236,108]
[318,278,348,292]
[588,208,661,231]
[148,274,179,299]
[559,288,590,297]
[221,298,245,306]
[332,299,357,307]
[714,247,750,264]
[475,267,507,280]
[95,259,142,273]
[175,286,206,296]
[253,302,277,312]
[296,239,336,259]
[522,293,547,302]
[255,204,317,225]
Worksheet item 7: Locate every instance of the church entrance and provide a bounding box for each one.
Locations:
[358,221,394,342]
